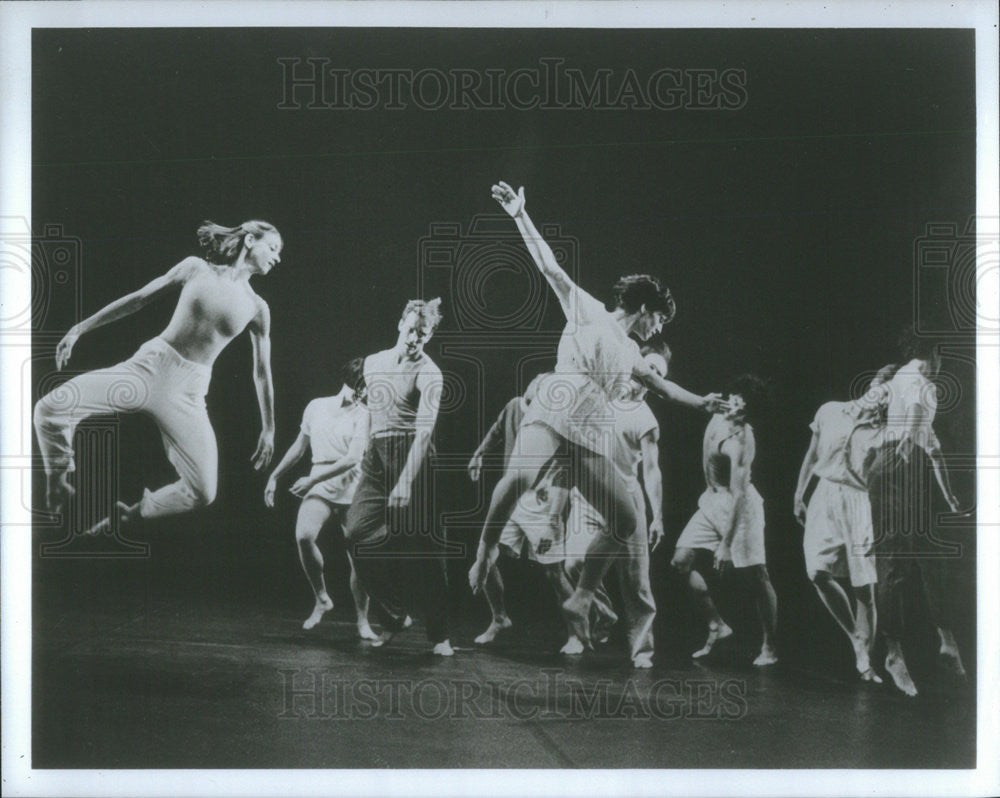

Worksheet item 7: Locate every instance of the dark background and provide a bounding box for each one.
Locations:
[32,29,976,682]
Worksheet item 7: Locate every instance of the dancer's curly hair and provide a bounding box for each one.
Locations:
[400,298,444,331]
[612,274,676,323]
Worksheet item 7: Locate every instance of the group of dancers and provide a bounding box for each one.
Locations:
[34,182,967,694]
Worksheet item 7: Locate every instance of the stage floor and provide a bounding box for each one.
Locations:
[32,593,975,770]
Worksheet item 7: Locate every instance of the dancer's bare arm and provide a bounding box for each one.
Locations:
[292,412,371,496]
[468,399,519,481]
[389,366,443,507]
[640,429,665,550]
[265,432,309,506]
[248,297,275,470]
[55,257,202,370]
[492,182,577,315]
[794,429,820,525]
[716,435,750,574]
[925,432,961,512]
[633,358,725,413]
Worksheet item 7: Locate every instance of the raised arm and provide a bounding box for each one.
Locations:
[388,366,442,507]
[265,431,309,506]
[633,357,725,414]
[248,297,275,470]
[793,429,820,525]
[639,429,665,550]
[55,256,201,370]
[491,182,578,315]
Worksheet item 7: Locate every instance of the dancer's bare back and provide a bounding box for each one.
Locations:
[160,258,267,365]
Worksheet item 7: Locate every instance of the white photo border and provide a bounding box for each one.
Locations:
[2,2,997,796]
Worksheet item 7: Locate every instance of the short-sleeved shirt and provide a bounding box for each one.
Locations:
[523,287,646,456]
[809,401,881,490]
[612,399,659,483]
[363,348,442,436]
[884,360,938,448]
[301,397,367,464]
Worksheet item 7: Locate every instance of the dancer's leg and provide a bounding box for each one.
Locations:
[852,584,881,682]
[747,565,778,665]
[296,497,335,629]
[475,565,513,644]
[673,548,733,658]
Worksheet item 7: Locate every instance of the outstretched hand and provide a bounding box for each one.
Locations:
[467,452,483,482]
[703,393,727,414]
[491,181,525,218]
[55,326,81,371]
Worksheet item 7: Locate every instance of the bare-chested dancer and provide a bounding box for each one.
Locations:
[34,220,280,532]
[672,375,778,666]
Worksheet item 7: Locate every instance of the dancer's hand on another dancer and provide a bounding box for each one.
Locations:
[55,325,82,370]
[703,393,728,414]
[289,476,315,499]
[491,181,526,218]
[252,428,274,470]
[388,480,411,508]
[714,544,733,576]
[467,452,483,482]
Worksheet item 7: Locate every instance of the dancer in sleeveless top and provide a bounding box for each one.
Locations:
[793,365,897,682]
[672,375,778,666]
[468,182,725,648]
[264,357,377,637]
[343,299,453,655]
[34,220,281,533]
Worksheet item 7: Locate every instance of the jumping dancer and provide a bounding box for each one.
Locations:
[867,330,964,696]
[468,182,724,648]
[264,356,376,637]
[793,365,897,682]
[34,220,281,531]
[343,299,453,656]
[672,375,778,666]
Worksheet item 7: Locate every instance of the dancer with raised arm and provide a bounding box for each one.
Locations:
[672,375,778,666]
[468,182,724,648]
[867,329,965,696]
[792,365,897,683]
[264,356,376,638]
[343,299,453,656]
[34,220,281,533]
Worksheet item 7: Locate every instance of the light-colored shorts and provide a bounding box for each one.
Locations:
[803,478,876,587]
[676,485,766,568]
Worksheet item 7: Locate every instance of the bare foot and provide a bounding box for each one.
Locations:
[852,635,873,678]
[82,501,131,537]
[560,636,585,655]
[432,640,454,656]
[302,596,333,630]
[753,645,778,666]
[561,593,592,650]
[403,615,413,628]
[357,620,379,640]
[474,617,513,645]
[45,472,74,514]
[692,622,733,659]
[633,653,654,669]
[860,668,883,684]
[371,628,399,648]
[885,652,918,696]
[939,646,967,681]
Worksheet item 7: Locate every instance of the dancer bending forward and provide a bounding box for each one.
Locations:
[468,181,724,648]
[34,220,280,531]
[265,357,377,638]
[672,375,778,666]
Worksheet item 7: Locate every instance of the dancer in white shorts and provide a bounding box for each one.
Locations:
[264,357,376,637]
[467,375,617,652]
[563,345,669,668]
[793,365,897,682]
[34,220,281,532]
[672,375,778,666]
[468,181,725,648]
